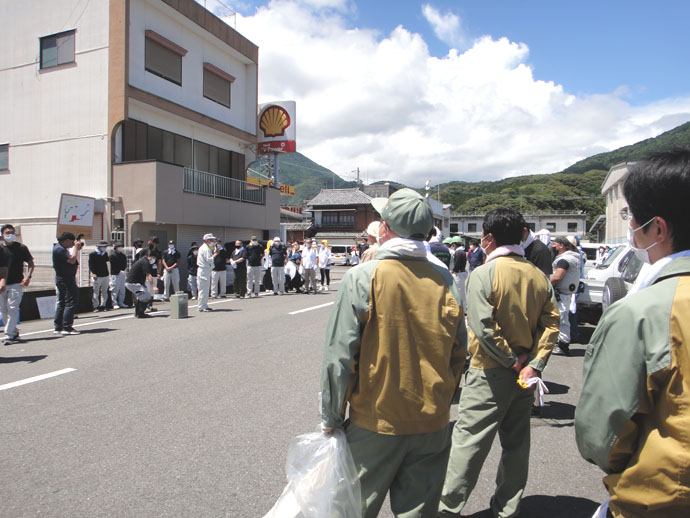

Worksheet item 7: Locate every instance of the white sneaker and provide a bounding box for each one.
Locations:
[113,305,120,310]
[324,286,329,291]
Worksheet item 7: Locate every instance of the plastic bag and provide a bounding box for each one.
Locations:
[263,428,362,518]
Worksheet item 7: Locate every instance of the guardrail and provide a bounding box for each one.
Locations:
[183,168,265,204]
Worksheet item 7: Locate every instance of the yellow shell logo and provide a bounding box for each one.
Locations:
[260,106,291,138]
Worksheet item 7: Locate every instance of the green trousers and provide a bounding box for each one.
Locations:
[438,368,534,518]
[345,421,452,518]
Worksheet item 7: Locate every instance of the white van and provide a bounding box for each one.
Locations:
[330,245,351,266]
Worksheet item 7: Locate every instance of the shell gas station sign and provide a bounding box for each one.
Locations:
[247,176,295,196]
[257,101,296,155]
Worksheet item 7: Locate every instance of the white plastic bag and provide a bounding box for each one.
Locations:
[263,428,362,518]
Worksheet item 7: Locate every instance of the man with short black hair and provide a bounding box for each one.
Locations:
[0,224,34,344]
[187,243,199,300]
[439,207,559,518]
[53,232,83,336]
[88,240,110,312]
[244,236,264,298]
[109,243,128,309]
[211,239,227,298]
[125,249,155,318]
[162,240,181,301]
[269,237,287,295]
[576,149,690,518]
[230,241,247,298]
[466,239,485,272]
[321,188,467,517]
[549,236,581,356]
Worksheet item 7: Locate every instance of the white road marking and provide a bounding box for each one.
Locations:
[0,368,76,391]
[288,302,334,315]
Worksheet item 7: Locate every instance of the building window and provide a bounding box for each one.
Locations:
[321,212,354,227]
[145,30,186,86]
[450,223,458,233]
[203,63,234,108]
[526,222,536,231]
[0,144,8,171]
[567,222,578,232]
[546,222,556,232]
[467,223,477,232]
[40,30,75,69]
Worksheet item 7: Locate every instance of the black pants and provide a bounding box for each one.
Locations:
[320,268,330,286]
[54,275,79,331]
[234,268,247,297]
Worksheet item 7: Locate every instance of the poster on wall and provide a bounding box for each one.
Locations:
[57,193,95,240]
[257,101,296,155]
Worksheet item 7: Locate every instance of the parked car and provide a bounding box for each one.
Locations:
[601,252,651,312]
[586,245,630,281]
[330,245,351,265]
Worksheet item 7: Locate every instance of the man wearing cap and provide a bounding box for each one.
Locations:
[0,224,34,344]
[360,221,380,263]
[88,240,110,312]
[162,240,181,301]
[53,232,84,335]
[300,238,318,294]
[549,236,581,356]
[438,207,559,518]
[320,188,467,517]
[108,242,128,309]
[197,233,217,312]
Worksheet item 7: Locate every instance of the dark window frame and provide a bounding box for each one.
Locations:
[40,29,76,70]
[0,143,9,171]
[203,63,233,108]
[144,31,186,86]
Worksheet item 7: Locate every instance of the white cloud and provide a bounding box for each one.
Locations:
[231,1,690,186]
[421,4,468,50]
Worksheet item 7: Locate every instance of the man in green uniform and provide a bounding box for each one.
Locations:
[438,207,560,518]
[575,149,690,518]
[320,188,467,518]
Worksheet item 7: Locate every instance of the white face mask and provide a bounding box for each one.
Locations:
[149,258,156,264]
[193,250,198,256]
[627,216,658,264]
[3,233,16,243]
[480,235,490,255]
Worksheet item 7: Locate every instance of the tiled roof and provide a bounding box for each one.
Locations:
[307,188,372,206]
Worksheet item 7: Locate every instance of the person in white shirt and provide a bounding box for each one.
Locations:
[318,240,332,291]
[196,233,217,312]
[301,239,319,294]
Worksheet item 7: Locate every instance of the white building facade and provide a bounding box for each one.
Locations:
[0,0,279,258]
[600,162,632,244]
[449,211,588,241]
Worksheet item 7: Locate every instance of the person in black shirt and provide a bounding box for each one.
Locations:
[427,227,451,267]
[467,239,485,271]
[125,249,155,318]
[211,239,228,298]
[145,236,161,311]
[243,236,264,297]
[520,227,553,277]
[88,240,110,312]
[230,240,247,298]
[450,244,468,311]
[108,243,128,309]
[1,224,34,343]
[162,240,181,301]
[269,237,287,295]
[53,232,83,335]
[186,243,199,300]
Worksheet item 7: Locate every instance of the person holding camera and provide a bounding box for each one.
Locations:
[53,232,83,335]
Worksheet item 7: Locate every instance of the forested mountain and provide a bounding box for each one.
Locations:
[269,120,690,226]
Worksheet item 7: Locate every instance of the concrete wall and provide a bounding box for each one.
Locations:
[0,0,110,242]
[128,0,257,136]
[113,161,280,242]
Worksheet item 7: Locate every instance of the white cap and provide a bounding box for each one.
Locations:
[203,233,217,241]
[366,221,380,239]
[273,237,281,242]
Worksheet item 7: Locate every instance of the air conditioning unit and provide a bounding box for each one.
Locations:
[111,231,124,243]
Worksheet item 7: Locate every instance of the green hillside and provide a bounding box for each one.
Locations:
[248,152,357,206]
[561,120,690,175]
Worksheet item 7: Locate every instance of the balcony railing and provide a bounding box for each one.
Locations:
[183,168,265,204]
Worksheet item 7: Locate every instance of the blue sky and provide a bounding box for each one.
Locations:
[351,1,690,105]
[217,0,690,185]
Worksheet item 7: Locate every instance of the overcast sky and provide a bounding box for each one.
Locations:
[214,0,690,186]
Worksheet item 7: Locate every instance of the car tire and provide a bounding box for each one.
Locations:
[602,277,627,312]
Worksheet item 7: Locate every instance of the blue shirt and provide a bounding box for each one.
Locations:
[52,243,77,278]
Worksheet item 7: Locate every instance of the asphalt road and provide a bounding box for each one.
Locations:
[0,266,607,517]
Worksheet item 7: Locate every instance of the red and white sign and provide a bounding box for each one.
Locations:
[257,101,296,155]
